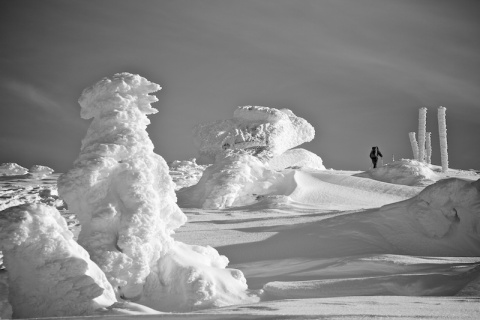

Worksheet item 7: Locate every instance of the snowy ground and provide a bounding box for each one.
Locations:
[1,165,480,319]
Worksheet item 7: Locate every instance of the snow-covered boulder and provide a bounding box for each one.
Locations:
[268,148,326,171]
[0,163,28,176]
[28,165,54,179]
[0,204,117,318]
[169,158,208,190]
[178,150,285,209]
[193,106,315,165]
[355,159,437,186]
[58,73,254,311]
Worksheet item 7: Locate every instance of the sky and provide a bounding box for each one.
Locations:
[1,0,479,172]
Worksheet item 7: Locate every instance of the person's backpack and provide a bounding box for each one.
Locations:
[370,148,377,159]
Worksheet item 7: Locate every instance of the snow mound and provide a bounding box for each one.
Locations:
[405,177,480,239]
[0,163,28,176]
[0,204,117,318]
[376,178,480,255]
[193,106,314,164]
[177,150,288,209]
[169,158,208,190]
[58,73,253,311]
[268,148,326,171]
[355,159,437,186]
[28,165,54,179]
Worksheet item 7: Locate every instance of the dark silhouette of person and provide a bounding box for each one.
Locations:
[369,146,383,168]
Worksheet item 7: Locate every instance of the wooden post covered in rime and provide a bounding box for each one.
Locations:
[418,107,427,162]
[437,106,448,172]
[409,132,419,160]
[426,132,432,164]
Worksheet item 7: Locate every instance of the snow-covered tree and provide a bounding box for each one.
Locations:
[437,106,448,172]
[409,132,419,160]
[417,107,427,162]
[426,132,432,164]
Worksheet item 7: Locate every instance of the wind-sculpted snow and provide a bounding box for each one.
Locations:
[193,106,314,164]
[178,150,287,209]
[0,204,117,318]
[57,73,254,312]
[0,163,28,176]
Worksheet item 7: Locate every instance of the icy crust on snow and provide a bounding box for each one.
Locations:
[58,73,253,312]
[177,150,288,209]
[169,158,208,190]
[0,163,28,176]
[0,204,117,318]
[268,148,326,171]
[355,159,437,186]
[193,106,315,164]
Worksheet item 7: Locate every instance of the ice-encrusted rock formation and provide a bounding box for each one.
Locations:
[0,163,28,176]
[58,73,253,311]
[180,106,315,209]
[268,148,326,171]
[193,106,315,164]
[0,204,117,318]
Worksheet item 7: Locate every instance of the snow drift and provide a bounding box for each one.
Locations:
[57,73,253,312]
[355,159,437,186]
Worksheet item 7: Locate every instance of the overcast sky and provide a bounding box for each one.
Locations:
[1,0,479,172]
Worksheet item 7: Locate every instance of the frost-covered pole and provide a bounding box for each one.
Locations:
[425,132,432,164]
[409,132,419,160]
[417,107,427,162]
[438,106,448,172]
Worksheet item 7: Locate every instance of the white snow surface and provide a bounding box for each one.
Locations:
[56,73,253,312]
[193,106,315,164]
[1,163,480,319]
[267,148,326,171]
[0,163,28,176]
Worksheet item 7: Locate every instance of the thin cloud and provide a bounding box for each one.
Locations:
[2,79,64,115]
[0,78,83,128]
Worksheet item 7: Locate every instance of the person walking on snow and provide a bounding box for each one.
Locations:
[369,146,383,168]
